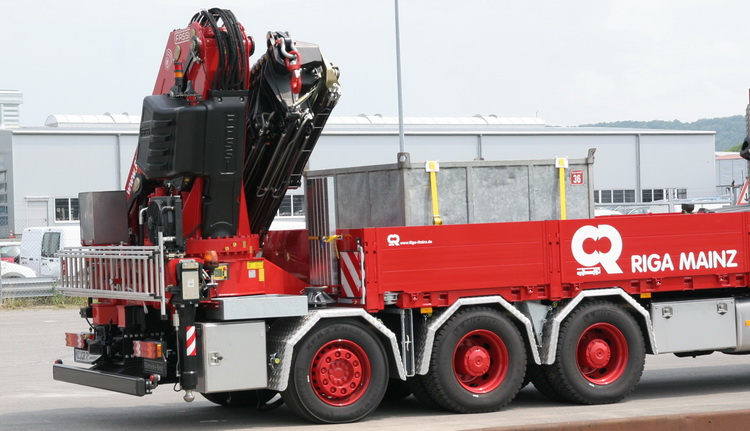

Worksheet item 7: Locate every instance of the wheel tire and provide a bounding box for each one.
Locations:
[528,363,566,402]
[281,319,388,423]
[421,307,527,413]
[406,375,441,410]
[545,301,645,404]
[520,370,531,390]
[382,378,411,402]
[201,390,276,408]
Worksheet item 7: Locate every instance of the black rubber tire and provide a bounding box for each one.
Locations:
[520,370,531,390]
[420,307,527,413]
[382,378,412,402]
[281,319,388,423]
[527,363,566,402]
[201,390,277,408]
[405,375,442,410]
[544,301,645,404]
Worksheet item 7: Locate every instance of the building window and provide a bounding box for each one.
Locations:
[55,198,79,221]
[674,188,687,199]
[641,188,686,202]
[277,195,305,217]
[293,195,304,215]
[594,189,636,204]
[642,189,664,202]
[597,188,687,204]
[0,171,6,209]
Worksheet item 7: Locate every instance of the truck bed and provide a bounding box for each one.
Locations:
[339,212,750,311]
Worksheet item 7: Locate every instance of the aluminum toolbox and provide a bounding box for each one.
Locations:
[196,321,267,393]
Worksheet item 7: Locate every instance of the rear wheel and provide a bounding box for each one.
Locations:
[544,301,645,404]
[528,363,566,402]
[421,307,526,413]
[281,319,388,423]
[406,375,441,409]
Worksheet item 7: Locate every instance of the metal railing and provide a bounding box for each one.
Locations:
[595,199,732,216]
[0,277,57,300]
[57,244,166,315]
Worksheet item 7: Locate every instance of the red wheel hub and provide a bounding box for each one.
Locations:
[456,345,491,376]
[452,329,508,393]
[581,338,611,369]
[310,340,370,406]
[576,323,628,385]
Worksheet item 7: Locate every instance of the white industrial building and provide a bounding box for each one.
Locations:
[0,90,729,237]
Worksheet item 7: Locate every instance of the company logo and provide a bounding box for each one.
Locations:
[163,48,173,70]
[571,225,624,275]
[173,29,191,45]
[386,234,432,247]
[572,224,740,276]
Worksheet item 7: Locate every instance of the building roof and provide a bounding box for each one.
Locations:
[3,114,717,137]
[330,115,546,126]
[44,114,141,127]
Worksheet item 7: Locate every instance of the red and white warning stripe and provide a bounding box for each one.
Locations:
[186,326,196,356]
[340,251,362,299]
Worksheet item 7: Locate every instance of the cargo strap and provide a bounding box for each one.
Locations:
[555,157,568,220]
[426,161,443,225]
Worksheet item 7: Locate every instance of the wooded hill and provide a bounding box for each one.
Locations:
[579,115,745,151]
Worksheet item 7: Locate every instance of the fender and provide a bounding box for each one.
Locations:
[413,296,540,376]
[267,308,405,392]
[540,287,656,364]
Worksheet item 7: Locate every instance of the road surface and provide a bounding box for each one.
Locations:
[2,307,749,430]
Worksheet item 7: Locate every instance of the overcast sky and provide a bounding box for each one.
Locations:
[3,0,750,127]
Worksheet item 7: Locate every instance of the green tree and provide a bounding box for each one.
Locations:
[580,115,745,151]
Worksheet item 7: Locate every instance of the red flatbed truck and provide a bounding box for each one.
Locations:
[52,8,750,424]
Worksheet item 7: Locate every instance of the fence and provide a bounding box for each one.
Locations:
[0,277,57,301]
[595,199,732,216]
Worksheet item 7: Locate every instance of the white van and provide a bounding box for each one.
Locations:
[19,226,81,277]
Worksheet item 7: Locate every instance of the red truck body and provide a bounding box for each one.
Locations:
[331,212,749,311]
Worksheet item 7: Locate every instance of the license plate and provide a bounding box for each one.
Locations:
[74,348,101,364]
[143,358,167,376]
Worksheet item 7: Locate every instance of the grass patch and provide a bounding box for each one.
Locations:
[0,290,87,309]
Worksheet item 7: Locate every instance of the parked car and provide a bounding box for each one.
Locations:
[0,242,21,263]
[19,226,81,277]
[1,261,36,278]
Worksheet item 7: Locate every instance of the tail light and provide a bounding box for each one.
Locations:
[133,340,164,359]
[65,332,93,349]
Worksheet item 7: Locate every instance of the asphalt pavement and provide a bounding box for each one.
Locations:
[3,307,750,430]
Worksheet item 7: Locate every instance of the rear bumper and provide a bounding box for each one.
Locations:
[53,364,149,396]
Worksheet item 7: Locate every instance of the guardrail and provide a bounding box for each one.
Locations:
[0,277,58,300]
